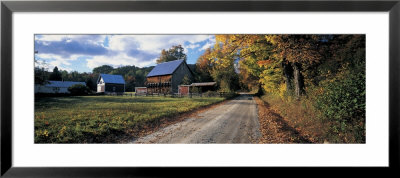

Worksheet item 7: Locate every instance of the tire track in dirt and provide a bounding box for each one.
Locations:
[132,94,261,143]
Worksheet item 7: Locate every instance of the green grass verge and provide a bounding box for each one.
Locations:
[35,95,225,143]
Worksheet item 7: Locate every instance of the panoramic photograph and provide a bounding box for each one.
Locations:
[34,34,365,144]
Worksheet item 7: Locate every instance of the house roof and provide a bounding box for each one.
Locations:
[45,81,86,88]
[146,59,186,77]
[99,74,125,84]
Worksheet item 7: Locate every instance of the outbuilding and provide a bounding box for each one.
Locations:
[178,85,191,96]
[190,82,217,92]
[35,81,86,94]
[135,87,147,95]
[97,74,125,94]
[178,82,217,96]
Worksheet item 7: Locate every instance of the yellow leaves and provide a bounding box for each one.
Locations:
[278,83,287,99]
[257,60,272,66]
[36,129,49,138]
[57,126,67,138]
[215,35,229,43]
[265,35,278,45]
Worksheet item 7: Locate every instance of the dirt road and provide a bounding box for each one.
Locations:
[133,94,261,143]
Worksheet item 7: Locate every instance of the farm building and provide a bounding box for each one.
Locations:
[35,81,86,94]
[178,85,191,96]
[191,82,217,92]
[146,59,194,94]
[135,87,147,95]
[178,82,217,95]
[97,74,125,94]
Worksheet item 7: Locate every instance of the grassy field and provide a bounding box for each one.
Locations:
[35,95,225,143]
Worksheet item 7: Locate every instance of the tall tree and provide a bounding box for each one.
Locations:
[264,35,322,97]
[213,35,272,93]
[195,48,214,82]
[93,65,114,74]
[156,45,187,64]
[34,60,49,85]
[85,77,96,91]
[205,39,241,92]
[48,66,62,81]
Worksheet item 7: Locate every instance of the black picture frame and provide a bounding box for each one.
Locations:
[1,0,399,177]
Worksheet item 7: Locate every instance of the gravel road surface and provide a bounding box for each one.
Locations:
[132,94,261,143]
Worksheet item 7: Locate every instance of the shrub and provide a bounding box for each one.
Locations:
[68,84,91,95]
[203,91,219,97]
[315,70,365,143]
[223,92,238,99]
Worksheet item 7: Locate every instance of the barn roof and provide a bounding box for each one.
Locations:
[45,81,86,88]
[99,74,125,84]
[146,59,186,77]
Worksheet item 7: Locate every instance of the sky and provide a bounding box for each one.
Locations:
[34,34,216,73]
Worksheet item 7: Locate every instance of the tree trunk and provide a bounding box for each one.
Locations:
[293,62,305,97]
[256,83,263,96]
[282,60,293,92]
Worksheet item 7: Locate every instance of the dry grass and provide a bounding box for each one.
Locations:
[255,95,329,143]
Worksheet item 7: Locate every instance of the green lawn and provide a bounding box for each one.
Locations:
[34,95,225,143]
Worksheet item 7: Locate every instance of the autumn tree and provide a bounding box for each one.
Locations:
[212,34,327,97]
[207,34,365,142]
[195,48,214,82]
[156,45,187,64]
[212,35,273,94]
[264,35,324,97]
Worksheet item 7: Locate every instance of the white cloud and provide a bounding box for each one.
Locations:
[35,35,66,42]
[37,53,81,66]
[184,43,200,50]
[36,53,83,72]
[86,54,156,69]
[107,35,214,54]
[107,35,132,51]
[199,36,216,51]
[36,35,107,46]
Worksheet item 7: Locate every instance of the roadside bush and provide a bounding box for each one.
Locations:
[203,91,219,97]
[315,70,365,143]
[68,84,91,96]
[224,92,238,99]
